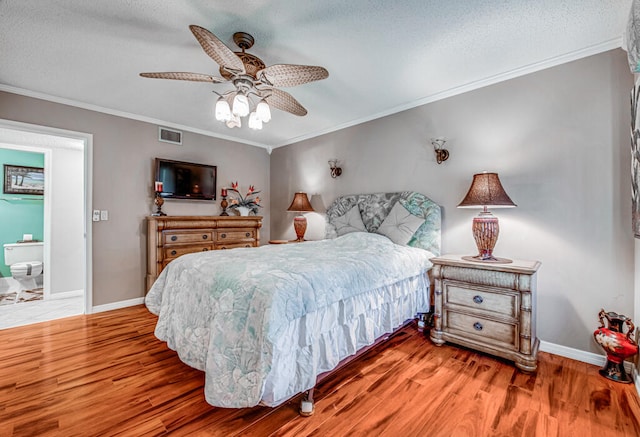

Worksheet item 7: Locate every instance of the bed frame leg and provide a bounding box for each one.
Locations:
[300,389,315,417]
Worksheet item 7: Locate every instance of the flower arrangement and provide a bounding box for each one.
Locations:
[227,182,262,215]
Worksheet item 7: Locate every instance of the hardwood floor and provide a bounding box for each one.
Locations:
[1,305,639,436]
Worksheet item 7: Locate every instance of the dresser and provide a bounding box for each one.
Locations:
[429,255,541,372]
[146,215,262,291]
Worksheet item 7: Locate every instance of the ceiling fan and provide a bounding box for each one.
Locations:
[140,25,329,130]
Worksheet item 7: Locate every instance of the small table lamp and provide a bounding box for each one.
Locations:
[287,192,314,241]
[458,172,516,263]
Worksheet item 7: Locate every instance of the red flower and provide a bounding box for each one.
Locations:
[231,181,239,190]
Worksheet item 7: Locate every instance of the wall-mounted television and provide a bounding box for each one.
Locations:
[155,158,217,200]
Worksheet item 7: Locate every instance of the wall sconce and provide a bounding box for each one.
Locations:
[432,138,449,164]
[328,159,342,178]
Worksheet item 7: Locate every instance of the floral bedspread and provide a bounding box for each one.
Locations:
[145,232,433,407]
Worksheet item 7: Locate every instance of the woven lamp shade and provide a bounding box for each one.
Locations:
[287,192,314,241]
[287,192,314,212]
[458,173,516,208]
[458,173,515,263]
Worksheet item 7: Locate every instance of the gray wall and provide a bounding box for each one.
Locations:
[271,49,634,353]
[0,92,271,306]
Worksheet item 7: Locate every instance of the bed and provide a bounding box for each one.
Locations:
[145,191,441,410]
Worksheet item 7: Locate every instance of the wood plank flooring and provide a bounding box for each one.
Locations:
[1,305,639,436]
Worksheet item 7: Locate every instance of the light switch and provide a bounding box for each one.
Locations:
[100,210,109,221]
[92,210,100,222]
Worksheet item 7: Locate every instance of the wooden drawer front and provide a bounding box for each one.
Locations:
[162,230,213,245]
[163,244,213,260]
[215,242,255,250]
[445,284,517,318]
[215,229,255,243]
[446,311,518,350]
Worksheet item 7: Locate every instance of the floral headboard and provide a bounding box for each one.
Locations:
[325,191,441,255]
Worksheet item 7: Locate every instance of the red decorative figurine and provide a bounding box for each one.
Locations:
[593,309,638,383]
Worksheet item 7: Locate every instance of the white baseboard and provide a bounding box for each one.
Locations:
[48,289,83,300]
[91,297,145,314]
[540,339,633,372]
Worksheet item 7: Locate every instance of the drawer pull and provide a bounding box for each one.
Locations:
[202,248,209,252]
[171,236,178,241]
[202,234,208,240]
[221,233,226,239]
[245,232,250,237]
[221,247,227,250]
[473,295,484,304]
[171,250,177,256]
[473,322,483,331]
[245,244,251,247]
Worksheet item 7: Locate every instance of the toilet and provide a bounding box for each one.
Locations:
[3,242,44,299]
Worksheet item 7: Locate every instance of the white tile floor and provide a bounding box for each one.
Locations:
[0,294,84,330]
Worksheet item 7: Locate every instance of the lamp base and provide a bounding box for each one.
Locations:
[293,215,307,242]
[462,255,513,264]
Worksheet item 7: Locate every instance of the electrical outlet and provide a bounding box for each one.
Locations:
[92,210,100,222]
[100,210,109,221]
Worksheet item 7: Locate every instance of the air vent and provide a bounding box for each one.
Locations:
[158,127,182,145]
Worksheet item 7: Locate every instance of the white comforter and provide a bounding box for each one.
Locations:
[145,232,433,407]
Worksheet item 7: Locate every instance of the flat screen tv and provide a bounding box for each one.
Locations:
[155,158,217,200]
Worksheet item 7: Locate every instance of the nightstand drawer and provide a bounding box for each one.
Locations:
[163,243,213,259]
[446,311,518,350]
[445,284,518,318]
[162,230,213,245]
[215,229,255,242]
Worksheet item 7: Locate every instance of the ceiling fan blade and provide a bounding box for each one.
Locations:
[263,88,307,116]
[257,64,329,87]
[189,25,245,73]
[140,72,227,83]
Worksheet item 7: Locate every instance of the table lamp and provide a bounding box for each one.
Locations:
[457,172,516,263]
[287,192,314,241]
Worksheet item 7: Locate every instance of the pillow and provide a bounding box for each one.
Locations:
[333,205,367,236]
[375,201,425,245]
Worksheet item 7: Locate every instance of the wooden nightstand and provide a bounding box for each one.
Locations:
[430,255,541,372]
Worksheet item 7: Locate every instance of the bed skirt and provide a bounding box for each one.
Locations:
[254,272,430,407]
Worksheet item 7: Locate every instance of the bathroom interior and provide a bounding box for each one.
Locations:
[0,139,86,328]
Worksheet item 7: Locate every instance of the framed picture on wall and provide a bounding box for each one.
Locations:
[3,164,44,195]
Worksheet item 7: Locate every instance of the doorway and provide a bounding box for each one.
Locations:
[0,119,93,326]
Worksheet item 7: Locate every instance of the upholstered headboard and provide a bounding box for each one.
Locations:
[325,191,441,255]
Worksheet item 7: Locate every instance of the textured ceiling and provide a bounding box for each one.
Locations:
[0,0,632,149]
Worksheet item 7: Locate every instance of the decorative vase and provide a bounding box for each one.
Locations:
[236,206,250,216]
[593,309,638,383]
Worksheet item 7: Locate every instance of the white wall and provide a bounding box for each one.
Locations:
[49,146,84,295]
[271,49,635,353]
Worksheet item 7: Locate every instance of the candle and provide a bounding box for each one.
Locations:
[155,181,163,192]
[221,188,227,197]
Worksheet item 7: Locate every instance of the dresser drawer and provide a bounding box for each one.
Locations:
[163,243,213,260]
[215,229,255,242]
[445,283,518,318]
[215,242,255,250]
[446,310,518,350]
[162,230,213,245]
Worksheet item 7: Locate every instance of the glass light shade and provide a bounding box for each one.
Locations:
[232,93,250,117]
[215,97,231,122]
[226,114,241,128]
[256,100,271,122]
[248,112,263,130]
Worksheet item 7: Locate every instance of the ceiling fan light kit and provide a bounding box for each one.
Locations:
[140,26,328,131]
